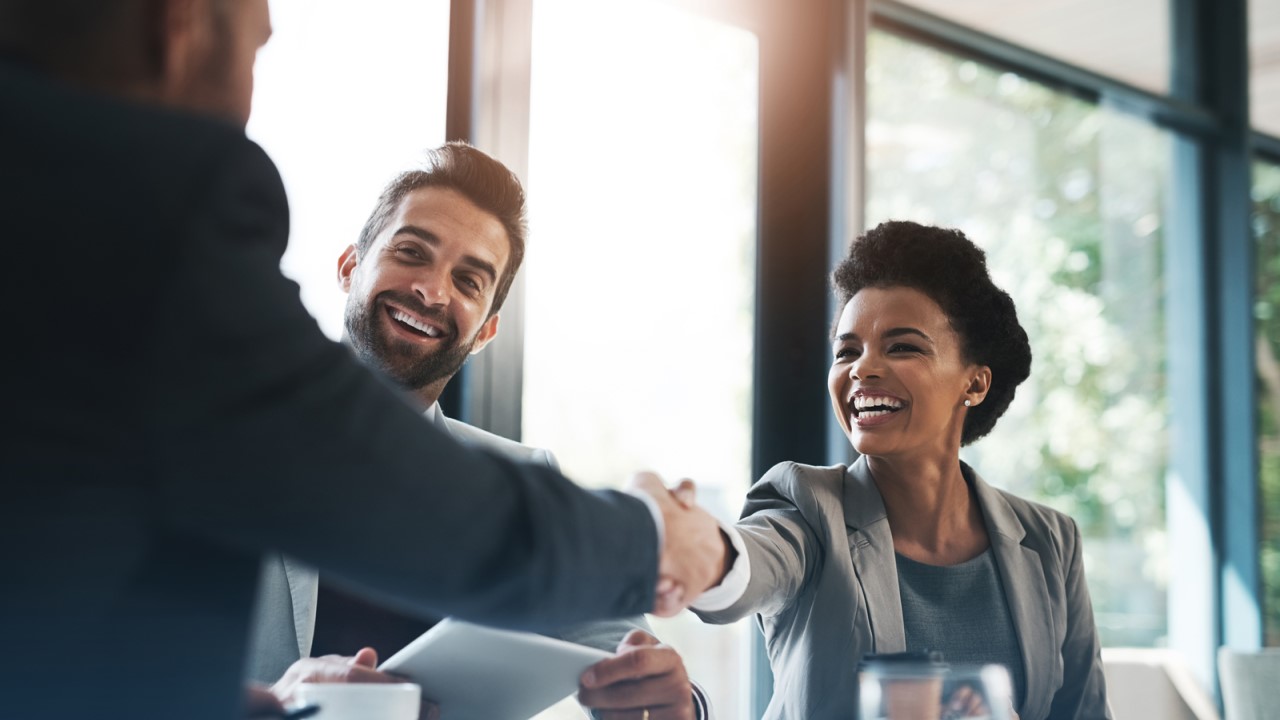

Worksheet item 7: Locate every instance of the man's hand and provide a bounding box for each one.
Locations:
[244,683,286,718]
[577,630,696,720]
[630,473,729,616]
[270,648,440,720]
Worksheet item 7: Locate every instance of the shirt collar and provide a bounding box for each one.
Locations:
[422,402,446,429]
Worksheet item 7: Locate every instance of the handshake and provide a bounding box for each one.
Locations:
[629,472,738,617]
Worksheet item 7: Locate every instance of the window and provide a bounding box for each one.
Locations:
[1254,159,1280,646]
[866,31,1172,646]
[1249,0,1280,138]
[521,1,759,715]
[247,0,451,336]
[896,0,1170,95]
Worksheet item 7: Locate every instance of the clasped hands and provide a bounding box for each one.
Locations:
[629,471,734,618]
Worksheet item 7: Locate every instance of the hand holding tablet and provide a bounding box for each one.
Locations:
[379,619,612,720]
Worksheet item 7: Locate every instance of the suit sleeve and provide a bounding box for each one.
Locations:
[1046,519,1112,720]
[694,463,820,624]
[539,449,712,719]
[145,139,658,631]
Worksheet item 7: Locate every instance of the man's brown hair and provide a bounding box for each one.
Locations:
[357,142,528,316]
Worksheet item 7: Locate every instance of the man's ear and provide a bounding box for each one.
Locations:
[156,0,212,97]
[469,314,501,355]
[964,366,993,407]
[337,244,359,293]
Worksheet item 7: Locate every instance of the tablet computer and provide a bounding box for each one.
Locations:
[379,618,612,720]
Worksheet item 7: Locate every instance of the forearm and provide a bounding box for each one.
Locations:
[690,522,752,623]
[150,165,661,627]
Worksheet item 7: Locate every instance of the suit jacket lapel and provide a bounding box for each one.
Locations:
[281,558,319,659]
[968,464,1054,720]
[843,457,905,653]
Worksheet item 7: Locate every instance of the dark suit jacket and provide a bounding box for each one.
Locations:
[248,409,690,718]
[695,458,1110,720]
[0,62,658,720]
[246,408,642,680]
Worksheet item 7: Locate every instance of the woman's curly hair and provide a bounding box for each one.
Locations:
[832,221,1032,445]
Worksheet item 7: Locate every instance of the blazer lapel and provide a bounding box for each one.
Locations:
[969,464,1055,720]
[281,558,319,659]
[843,457,905,653]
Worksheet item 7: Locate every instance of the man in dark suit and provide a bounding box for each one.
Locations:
[0,2,729,719]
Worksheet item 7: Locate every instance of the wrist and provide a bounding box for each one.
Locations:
[717,529,737,584]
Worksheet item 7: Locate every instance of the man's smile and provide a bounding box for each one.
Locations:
[385,303,448,341]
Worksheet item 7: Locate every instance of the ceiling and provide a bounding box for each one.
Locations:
[900,0,1280,138]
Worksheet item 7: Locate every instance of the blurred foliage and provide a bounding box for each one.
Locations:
[1252,161,1280,647]
[866,32,1169,646]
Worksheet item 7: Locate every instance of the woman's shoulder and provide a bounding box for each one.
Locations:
[756,460,846,494]
[745,461,849,517]
[981,481,1083,560]
[997,489,1078,530]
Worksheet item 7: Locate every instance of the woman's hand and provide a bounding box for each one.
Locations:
[942,684,1018,719]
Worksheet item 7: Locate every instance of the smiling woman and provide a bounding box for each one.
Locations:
[693,221,1110,720]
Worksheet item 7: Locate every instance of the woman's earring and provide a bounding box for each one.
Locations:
[964,400,972,407]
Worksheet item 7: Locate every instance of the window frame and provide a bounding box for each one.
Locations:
[445,0,1269,712]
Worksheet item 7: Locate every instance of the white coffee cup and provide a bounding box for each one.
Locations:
[293,682,422,720]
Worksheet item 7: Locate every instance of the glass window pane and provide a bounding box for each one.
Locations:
[866,31,1172,647]
[1254,159,1280,646]
[247,0,450,337]
[897,0,1170,95]
[1250,0,1280,137]
[523,1,758,715]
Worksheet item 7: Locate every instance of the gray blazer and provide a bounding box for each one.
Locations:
[247,407,638,682]
[695,457,1110,720]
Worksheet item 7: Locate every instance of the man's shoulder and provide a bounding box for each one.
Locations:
[0,62,267,202]
[442,416,559,469]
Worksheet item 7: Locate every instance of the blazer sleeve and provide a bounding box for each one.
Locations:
[542,450,713,720]
[145,139,658,631]
[1047,518,1112,720]
[694,462,821,624]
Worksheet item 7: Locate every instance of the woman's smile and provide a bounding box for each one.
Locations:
[829,286,982,457]
[848,390,908,427]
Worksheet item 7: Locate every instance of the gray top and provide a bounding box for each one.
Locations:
[896,549,1026,712]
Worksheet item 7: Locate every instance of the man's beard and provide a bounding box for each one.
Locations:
[344,290,477,392]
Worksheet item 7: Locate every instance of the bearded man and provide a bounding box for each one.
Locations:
[250,143,712,720]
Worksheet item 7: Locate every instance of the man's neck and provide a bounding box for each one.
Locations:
[413,386,443,411]
[408,373,457,412]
